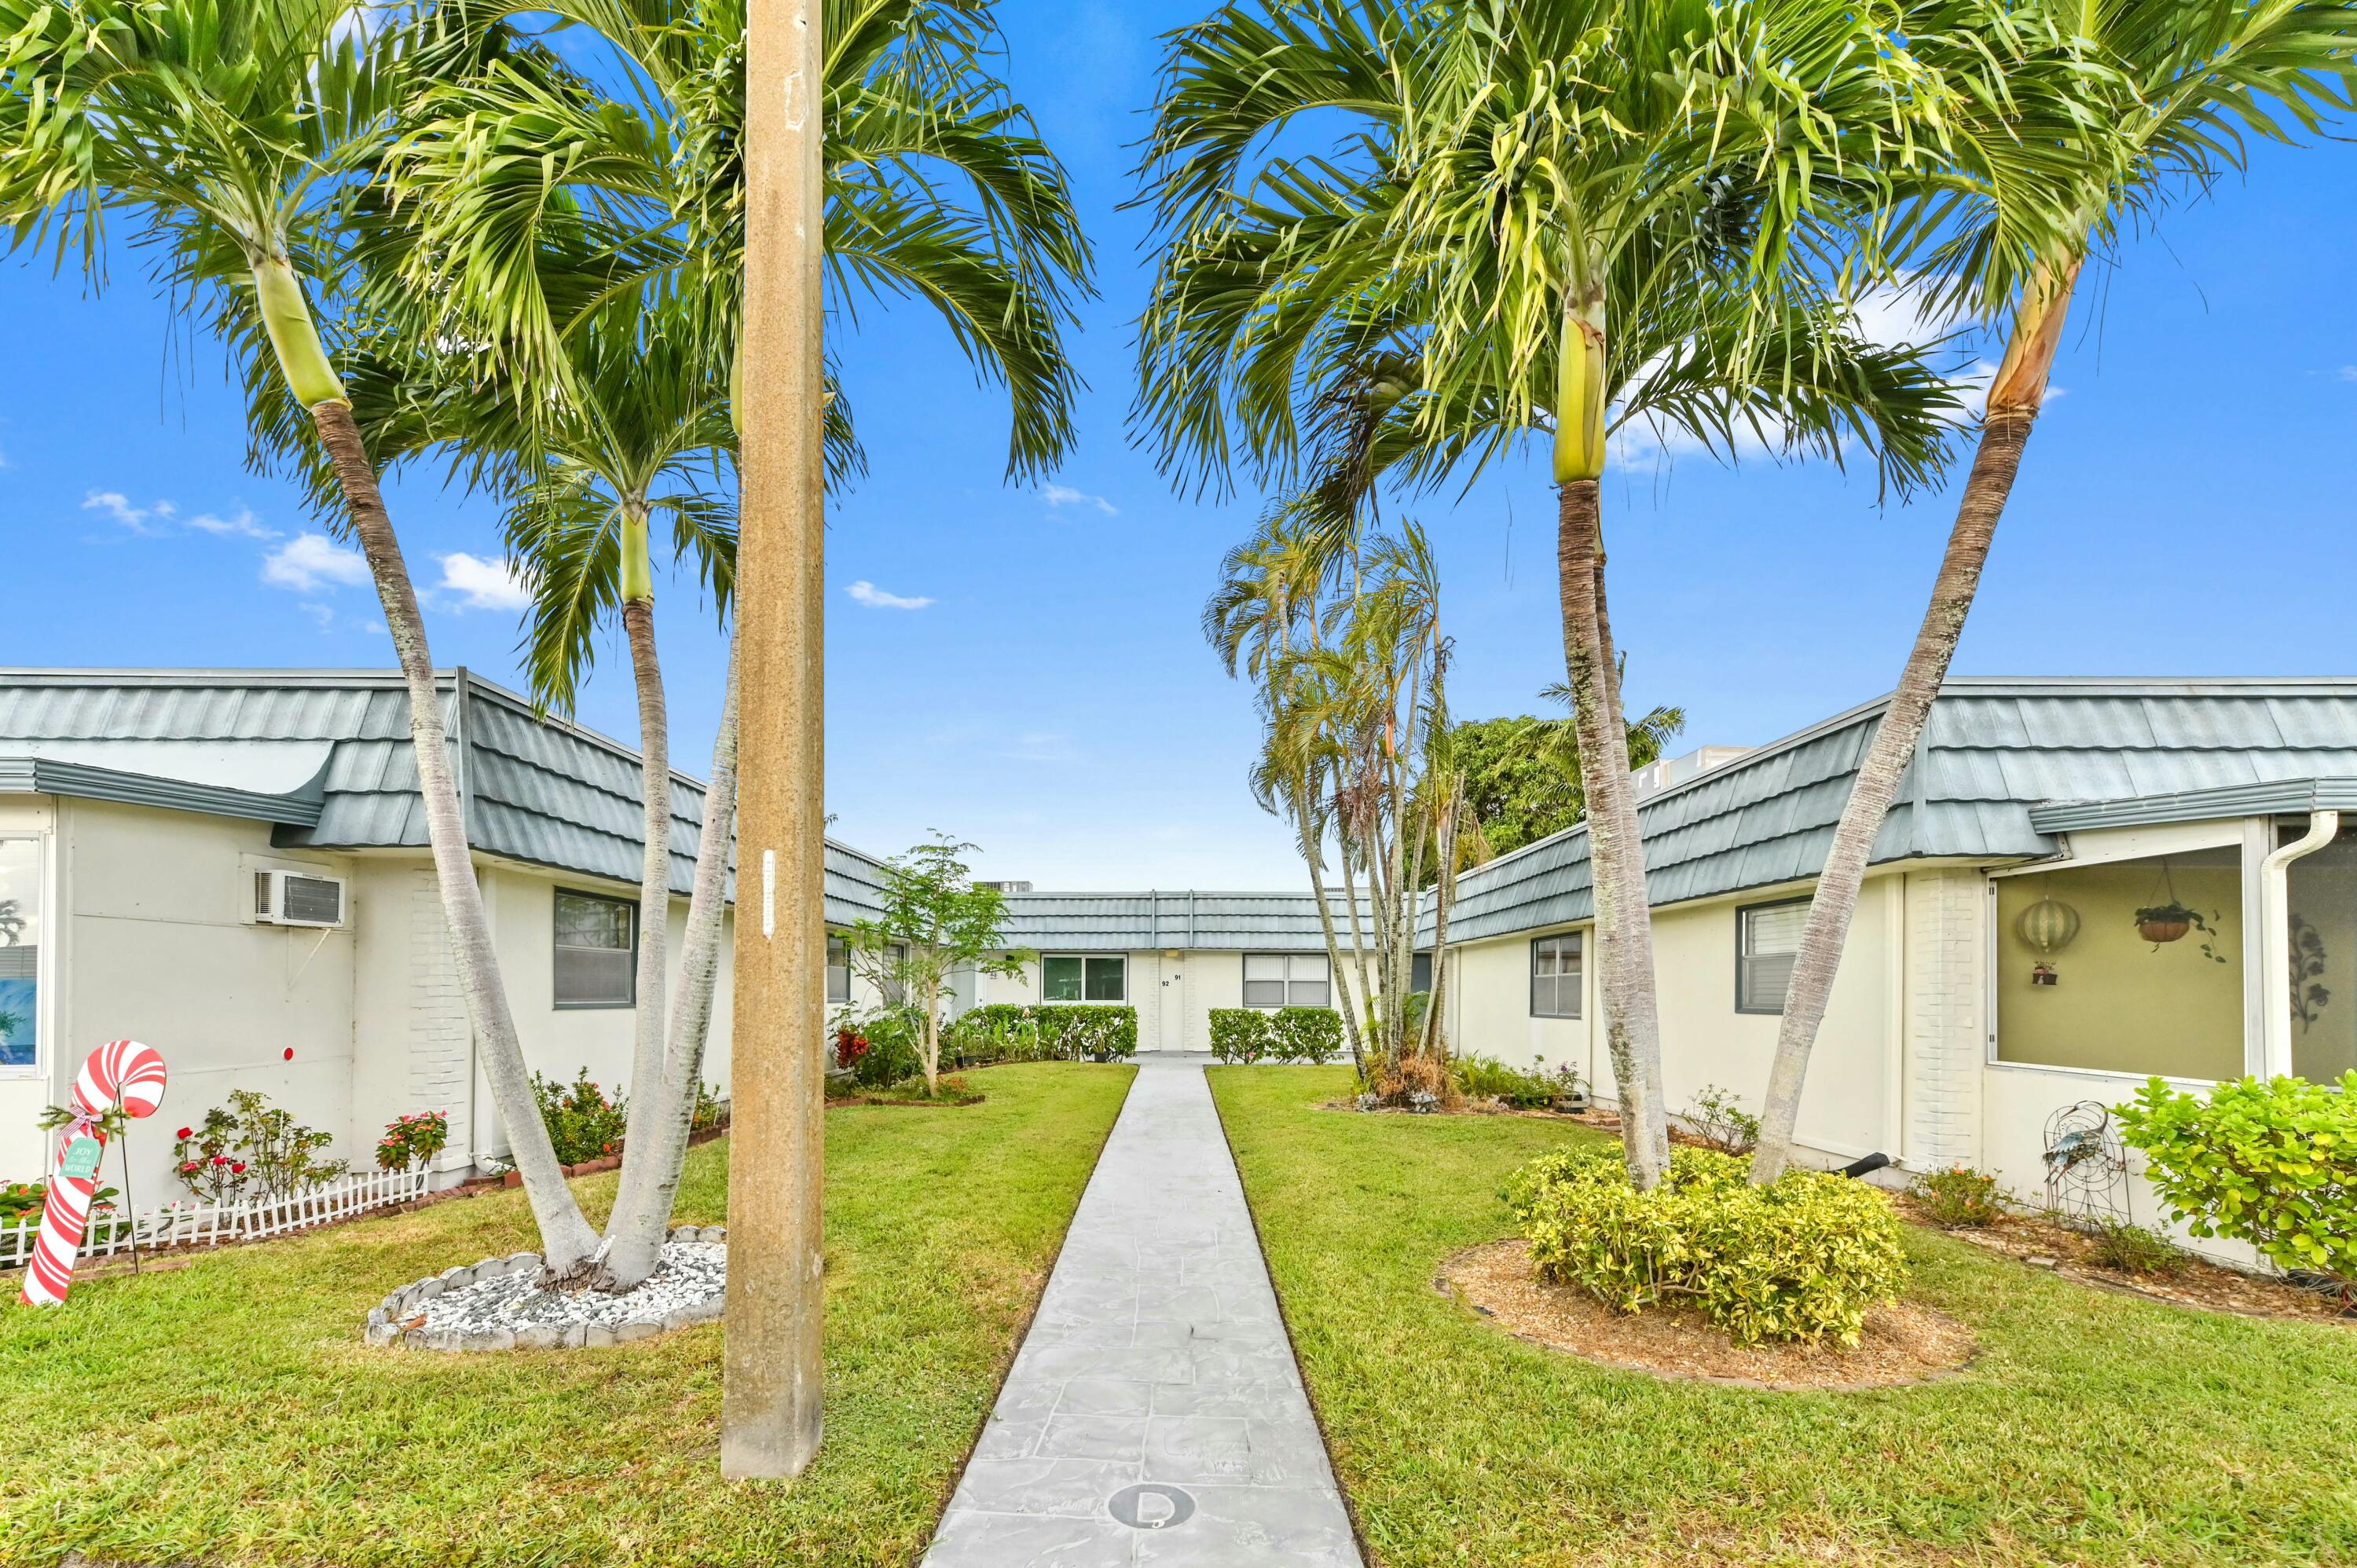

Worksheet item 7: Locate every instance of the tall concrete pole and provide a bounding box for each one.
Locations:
[722,0,825,1482]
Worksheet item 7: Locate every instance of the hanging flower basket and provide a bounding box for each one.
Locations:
[2135,907,2193,944]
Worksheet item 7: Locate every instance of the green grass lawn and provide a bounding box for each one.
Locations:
[0,1062,1135,1568]
[1211,1065,2357,1568]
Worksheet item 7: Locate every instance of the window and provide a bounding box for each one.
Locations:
[0,838,40,1069]
[1995,846,2244,1081]
[554,888,636,1008]
[826,932,850,1004]
[1530,933,1580,1018]
[2286,820,2357,1083]
[1410,951,1433,995]
[1043,953,1126,1002]
[1737,899,1809,1014]
[1244,952,1330,1009]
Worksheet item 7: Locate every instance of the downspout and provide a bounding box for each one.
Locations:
[2260,810,2337,1079]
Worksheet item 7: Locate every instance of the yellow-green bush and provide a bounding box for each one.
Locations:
[1503,1145,1908,1346]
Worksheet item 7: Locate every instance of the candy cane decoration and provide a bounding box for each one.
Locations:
[20,1040,167,1308]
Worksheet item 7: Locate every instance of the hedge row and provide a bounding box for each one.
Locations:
[1208,1006,1344,1064]
[946,1002,1139,1062]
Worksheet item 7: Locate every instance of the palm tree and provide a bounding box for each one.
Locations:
[1220,518,1461,1082]
[328,276,757,1288]
[381,0,1088,480]
[1748,0,2357,1182]
[1138,0,1979,1185]
[377,0,1089,1283]
[0,0,606,1269]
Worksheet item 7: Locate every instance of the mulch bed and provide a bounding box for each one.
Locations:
[1440,1237,1977,1391]
[1896,1198,2354,1325]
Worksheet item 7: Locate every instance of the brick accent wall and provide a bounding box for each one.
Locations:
[405,869,474,1159]
[1904,869,1986,1170]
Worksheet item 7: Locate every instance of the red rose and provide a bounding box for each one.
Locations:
[179,1161,200,1174]
[231,1163,247,1174]
[283,1048,295,1061]
[176,1127,193,1140]
[211,1156,228,1166]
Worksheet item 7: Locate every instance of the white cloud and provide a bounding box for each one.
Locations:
[846,579,934,610]
[298,603,335,633]
[997,729,1079,764]
[262,532,372,592]
[436,551,533,612]
[185,507,280,540]
[83,490,177,535]
[1042,483,1118,516]
[2340,365,2357,383]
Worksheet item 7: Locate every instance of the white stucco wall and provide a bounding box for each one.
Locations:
[1443,873,1902,1163]
[2,798,746,1194]
[7,798,361,1203]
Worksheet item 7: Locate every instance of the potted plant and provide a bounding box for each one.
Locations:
[2135,901,2199,945]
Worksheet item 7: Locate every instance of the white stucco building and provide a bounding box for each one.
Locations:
[9,668,2356,1273]
[1431,678,2357,1260]
[0,669,882,1203]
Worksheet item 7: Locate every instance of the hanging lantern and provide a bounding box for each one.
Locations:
[2015,895,2081,958]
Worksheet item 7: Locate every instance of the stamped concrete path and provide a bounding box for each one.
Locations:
[924,1055,1364,1568]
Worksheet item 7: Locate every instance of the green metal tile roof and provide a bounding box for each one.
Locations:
[0,669,915,922]
[1440,678,2357,944]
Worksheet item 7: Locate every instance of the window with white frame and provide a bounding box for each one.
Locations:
[0,837,41,1069]
[1736,899,1809,1014]
[826,932,851,1004]
[1042,953,1126,1002]
[1244,952,1329,1009]
[554,888,636,1008]
[1530,933,1580,1018]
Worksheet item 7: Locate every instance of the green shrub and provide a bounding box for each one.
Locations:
[1269,1007,1342,1064]
[2077,1215,2188,1277]
[1909,1163,2003,1227]
[1208,1009,1272,1064]
[1684,1084,1761,1156]
[529,1068,629,1165]
[1454,1053,1555,1108]
[2115,1072,2357,1286]
[1505,1145,1909,1346]
[946,1003,1138,1062]
[846,1008,925,1087]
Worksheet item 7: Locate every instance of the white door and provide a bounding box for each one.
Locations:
[1158,960,1186,1053]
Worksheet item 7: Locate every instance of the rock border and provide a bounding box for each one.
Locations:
[365,1225,728,1352]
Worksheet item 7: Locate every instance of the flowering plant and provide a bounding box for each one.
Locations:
[170,1091,345,1206]
[376,1110,450,1171]
[529,1068,628,1166]
[834,1024,873,1072]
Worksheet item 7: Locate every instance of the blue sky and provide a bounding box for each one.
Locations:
[4,1,2355,888]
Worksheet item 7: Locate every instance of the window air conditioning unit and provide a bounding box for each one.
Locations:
[254,869,350,929]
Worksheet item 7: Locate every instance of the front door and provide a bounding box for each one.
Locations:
[1158,960,1186,1053]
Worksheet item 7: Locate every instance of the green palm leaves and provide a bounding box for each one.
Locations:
[380,0,1091,480]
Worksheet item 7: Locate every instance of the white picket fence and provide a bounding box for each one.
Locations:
[0,1165,431,1272]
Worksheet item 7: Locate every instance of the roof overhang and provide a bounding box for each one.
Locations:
[2028,776,2357,835]
[0,756,326,826]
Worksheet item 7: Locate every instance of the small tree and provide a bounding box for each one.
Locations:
[847,838,1032,1097]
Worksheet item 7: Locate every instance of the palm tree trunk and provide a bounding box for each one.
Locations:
[603,519,671,1270]
[1749,262,2078,1185]
[598,647,739,1290]
[1558,478,1668,1189]
[308,398,601,1273]
[1586,526,1671,1169]
[1299,803,1367,1077]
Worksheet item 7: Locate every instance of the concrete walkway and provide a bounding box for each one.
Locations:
[925,1055,1364,1568]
